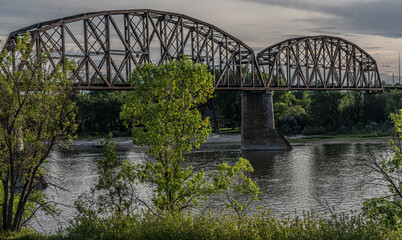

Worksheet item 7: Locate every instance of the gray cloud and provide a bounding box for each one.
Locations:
[303,26,341,36]
[241,0,402,38]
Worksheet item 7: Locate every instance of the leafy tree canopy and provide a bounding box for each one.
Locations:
[120,58,215,213]
[0,34,76,231]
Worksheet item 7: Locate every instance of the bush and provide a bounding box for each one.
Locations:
[75,91,129,137]
[302,126,327,135]
[62,209,392,240]
[365,121,378,132]
[0,228,48,240]
[351,122,365,134]
[280,115,302,135]
[362,109,402,228]
[337,125,349,134]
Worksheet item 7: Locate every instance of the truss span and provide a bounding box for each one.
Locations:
[257,35,382,90]
[6,9,264,90]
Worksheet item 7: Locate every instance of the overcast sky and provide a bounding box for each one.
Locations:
[0,0,401,83]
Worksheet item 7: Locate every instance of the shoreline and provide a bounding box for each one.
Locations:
[64,134,390,150]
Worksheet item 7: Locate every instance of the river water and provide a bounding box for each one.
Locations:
[30,141,392,234]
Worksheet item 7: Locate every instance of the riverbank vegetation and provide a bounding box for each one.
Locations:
[361,109,402,228]
[73,89,402,139]
[0,35,77,232]
[51,63,402,239]
[1,39,401,238]
[2,209,401,239]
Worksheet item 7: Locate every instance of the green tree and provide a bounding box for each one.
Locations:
[305,91,343,134]
[75,134,139,218]
[362,109,402,227]
[213,157,260,218]
[0,34,76,231]
[120,59,215,213]
[75,91,129,136]
[339,91,363,127]
[120,59,260,214]
[273,91,310,134]
[383,90,402,119]
[212,91,242,129]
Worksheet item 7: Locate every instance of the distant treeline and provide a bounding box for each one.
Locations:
[272,90,401,135]
[74,91,130,137]
[74,90,402,137]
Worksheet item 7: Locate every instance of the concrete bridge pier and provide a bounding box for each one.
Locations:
[241,91,292,151]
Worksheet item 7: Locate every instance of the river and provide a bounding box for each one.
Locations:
[29,139,392,234]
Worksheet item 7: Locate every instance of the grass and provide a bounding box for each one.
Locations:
[42,209,402,240]
[213,127,241,135]
[75,130,131,140]
[213,127,390,143]
[0,228,48,240]
[287,134,389,143]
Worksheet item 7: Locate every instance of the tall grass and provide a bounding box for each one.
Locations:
[2,208,400,239]
[62,208,400,240]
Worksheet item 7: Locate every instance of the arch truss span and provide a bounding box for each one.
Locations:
[257,35,383,90]
[6,9,264,90]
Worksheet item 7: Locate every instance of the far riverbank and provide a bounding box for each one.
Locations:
[66,133,390,151]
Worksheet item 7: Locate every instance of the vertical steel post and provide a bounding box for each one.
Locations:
[106,15,111,85]
[84,19,89,84]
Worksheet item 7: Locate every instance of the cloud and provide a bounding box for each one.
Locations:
[239,0,402,38]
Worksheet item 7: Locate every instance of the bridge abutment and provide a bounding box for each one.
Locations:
[241,91,292,151]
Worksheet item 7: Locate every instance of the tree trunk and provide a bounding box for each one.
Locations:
[2,180,9,230]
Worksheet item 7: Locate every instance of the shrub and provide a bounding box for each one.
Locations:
[63,208,390,240]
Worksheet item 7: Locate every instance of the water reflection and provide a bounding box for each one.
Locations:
[242,144,389,216]
[31,142,391,233]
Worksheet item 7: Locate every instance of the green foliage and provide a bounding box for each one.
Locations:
[213,158,260,218]
[273,91,310,134]
[0,185,35,228]
[363,109,402,227]
[120,58,215,213]
[307,91,343,132]
[273,91,369,135]
[377,90,402,122]
[75,134,139,218]
[117,59,260,215]
[211,91,242,129]
[338,91,363,128]
[0,227,48,240]
[121,58,214,154]
[74,91,129,137]
[72,83,401,138]
[271,90,400,136]
[63,208,393,240]
[0,34,76,231]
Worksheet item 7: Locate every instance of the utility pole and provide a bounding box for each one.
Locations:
[393,73,394,86]
[399,52,401,85]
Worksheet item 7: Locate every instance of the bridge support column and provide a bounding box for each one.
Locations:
[241,91,292,151]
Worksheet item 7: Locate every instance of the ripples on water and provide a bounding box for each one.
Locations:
[31,142,391,233]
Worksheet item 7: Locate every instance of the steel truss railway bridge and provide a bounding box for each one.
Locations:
[3,9,386,150]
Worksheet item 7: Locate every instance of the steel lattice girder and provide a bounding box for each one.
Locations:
[257,35,383,90]
[4,11,383,91]
[6,9,264,90]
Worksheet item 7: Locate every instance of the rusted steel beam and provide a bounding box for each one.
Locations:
[5,9,261,91]
[5,11,382,91]
[257,36,382,90]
